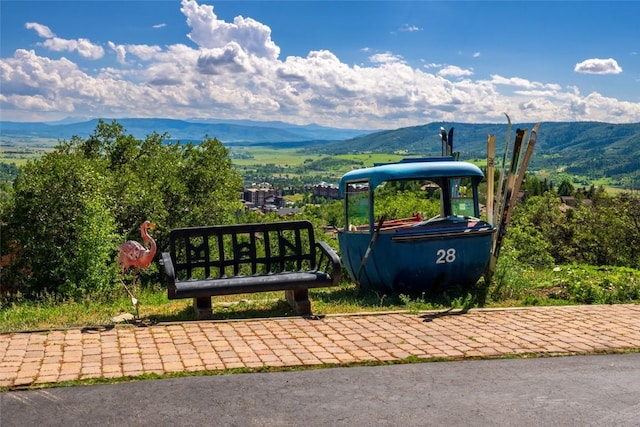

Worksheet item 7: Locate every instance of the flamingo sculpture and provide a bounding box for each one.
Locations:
[117,220,157,314]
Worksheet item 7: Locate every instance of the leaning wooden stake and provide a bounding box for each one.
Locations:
[486,134,496,225]
[485,127,527,284]
[510,123,540,207]
[493,113,512,223]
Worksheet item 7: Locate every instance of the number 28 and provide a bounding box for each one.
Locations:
[436,248,456,264]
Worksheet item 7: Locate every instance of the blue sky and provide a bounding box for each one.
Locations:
[1,0,639,129]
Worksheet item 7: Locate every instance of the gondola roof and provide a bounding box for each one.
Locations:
[339,158,484,194]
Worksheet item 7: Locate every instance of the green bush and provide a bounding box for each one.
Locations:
[59,196,120,299]
[505,191,640,269]
[1,120,242,299]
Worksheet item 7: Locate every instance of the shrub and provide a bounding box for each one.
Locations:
[2,120,242,300]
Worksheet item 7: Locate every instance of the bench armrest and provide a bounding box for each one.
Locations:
[160,252,177,298]
[316,241,342,286]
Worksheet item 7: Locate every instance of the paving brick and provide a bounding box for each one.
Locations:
[1,305,639,388]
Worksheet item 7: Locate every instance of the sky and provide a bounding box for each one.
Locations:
[1,0,639,130]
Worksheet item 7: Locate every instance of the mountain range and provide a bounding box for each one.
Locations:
[0,118,370,144]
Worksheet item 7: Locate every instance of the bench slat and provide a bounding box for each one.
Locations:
[173,271,333,298]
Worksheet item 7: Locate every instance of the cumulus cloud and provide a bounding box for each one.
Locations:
[369,52,405,64]
[43,38,105,60]
[25,22,55,38]
[108,41,127,64]
[1,49,101,113]
[491,75,543,89]
[197,42,252,74]
[574,58,622,74]
[26,21,104,59]
[180,0,279,60]
[2,1,640,126]
[126,44,164,61]
[438,66,474,78]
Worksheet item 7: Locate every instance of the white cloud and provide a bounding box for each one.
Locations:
[25,22,55,38]
[398,24,421,32]
[2,1,640,126]
[574,58,622,75]
[369,52,405,64]
[180,0,280,60]
[125,44,164,61]
[42,37,105,60]
[108,41,127,64]
[26,21,104,60]
[153,23,167,29]
[472,52,480,58]
[490,74,550,90]
[197,42,253,74]
[438,66,474,78]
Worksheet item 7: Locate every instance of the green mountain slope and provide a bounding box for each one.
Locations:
[318,121,640,186]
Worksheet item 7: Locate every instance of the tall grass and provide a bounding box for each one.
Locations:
[2,264,640,333]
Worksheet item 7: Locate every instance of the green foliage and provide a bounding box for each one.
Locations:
[3,118,640,309]
[518,174,552,197]
[557,179,574,196]
[0,162,20,181]
[61,196,120,299]
[0,181,14,225]
[305,200,343,228]
[303,156,362,171]
[6,150,114,297]
[539,265,640,305]
[2,120,242,299]
[374,183,440,221]
[501,226,555,269]
[489,249,533,302]
[504,190,640,269]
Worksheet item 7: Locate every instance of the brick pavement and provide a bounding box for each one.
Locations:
[1,304,639,389]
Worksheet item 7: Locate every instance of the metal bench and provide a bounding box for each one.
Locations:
[161,220,341,318]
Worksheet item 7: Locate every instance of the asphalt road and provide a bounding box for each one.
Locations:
[2,353,640,427]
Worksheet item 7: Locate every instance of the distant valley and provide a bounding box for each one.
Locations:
[1,118,639,189]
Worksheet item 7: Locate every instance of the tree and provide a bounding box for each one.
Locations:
[506,189,640,269]
[6,150,119,297]
[2,120,243,299]
[557,179,574,197]
[506,192,567,265]
[179,137,242,227]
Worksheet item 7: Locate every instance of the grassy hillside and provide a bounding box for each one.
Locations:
[317,122,640,187]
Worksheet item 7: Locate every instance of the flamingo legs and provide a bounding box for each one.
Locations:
[119,269,140,319]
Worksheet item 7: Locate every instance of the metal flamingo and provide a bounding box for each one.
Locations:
[117,220,157,315]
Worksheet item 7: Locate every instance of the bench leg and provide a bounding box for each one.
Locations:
[285,289,311,315]
[193,297,212,319]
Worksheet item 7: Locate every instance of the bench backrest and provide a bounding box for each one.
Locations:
[168,220,318,280]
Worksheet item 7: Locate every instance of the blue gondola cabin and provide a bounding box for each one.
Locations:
[338,157,495,294]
